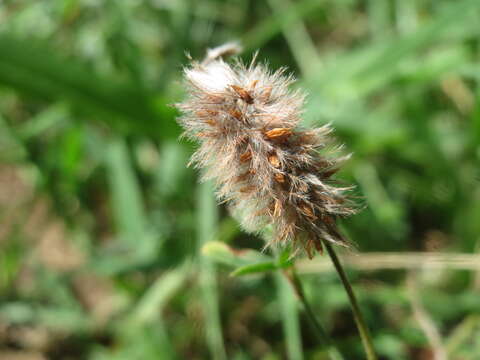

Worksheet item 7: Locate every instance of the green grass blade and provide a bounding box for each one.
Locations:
[306,0,480,99]
[197,181,227,360]
[105,138,147,243]
[275,271,304,360]
[128,262,190,326]
[0,33,178,138]
[242,0,324,53]
[266,0,321,76]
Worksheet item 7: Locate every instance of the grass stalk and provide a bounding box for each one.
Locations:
[324,242,377,360]
[275,269,304,360]
[288,268,344,360]
[197,181,227,360]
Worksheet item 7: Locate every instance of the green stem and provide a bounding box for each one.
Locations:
[324,242,377,360]
[288,268,344,360]
[197,182,227,360]
[275,270,304,360]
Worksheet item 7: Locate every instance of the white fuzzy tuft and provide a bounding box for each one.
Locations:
[185,60,236,93]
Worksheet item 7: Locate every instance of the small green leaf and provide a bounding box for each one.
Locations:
[201,241,273,268]
[230,256,293,277]
[202,241,241,267]
[230,261,278,277]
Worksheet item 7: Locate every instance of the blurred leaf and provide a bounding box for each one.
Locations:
[0,302,91,332]
[231,257,293,277]
[231,261,278,276]
[0,32,178,138]
[201,240,291,276]
[91,138,163,274]
[17,103,68,140]
[0,114,26,161]
[106,138,147,242]
[242,0,324,52]
[155,140,188,198]
[0,237,25,292]
[304,0,480,105]
[446,315,480,356]
[216,217,241,244]
[374,333,406,359]
[127,262,190,326]
[354,162,406,237]
[202,241,272,269]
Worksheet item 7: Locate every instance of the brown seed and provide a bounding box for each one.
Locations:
[231,85,254,104]
[264,127,292,141]
[313,238,323,254]
[323,215,335,226]
[300,203,317,219]
[237,170,253,182]
[240,150,252,162]
[228,108,243,120]
[205,119,217,126]
[274,173,285,183]
[249,79,259,89]
[195,131,212,138]
[196,109,218,117]
[268,154,281,168]
[304,240,314,259]
[298,181,309,193]
[240,185,256,193]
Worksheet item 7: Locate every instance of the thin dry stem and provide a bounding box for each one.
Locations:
[406,272,447,360]
[297,252,480,273]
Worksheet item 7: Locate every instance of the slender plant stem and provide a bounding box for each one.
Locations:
[197,182,227,360]
[275,270,304,360]
[288,268,344,360]
[324,242,377,360]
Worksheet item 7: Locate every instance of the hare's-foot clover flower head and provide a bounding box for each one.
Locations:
[176,46,356,258]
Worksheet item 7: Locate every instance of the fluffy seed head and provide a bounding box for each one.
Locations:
[176,50,356,258]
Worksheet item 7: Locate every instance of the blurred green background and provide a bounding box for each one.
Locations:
[1,0,480,359]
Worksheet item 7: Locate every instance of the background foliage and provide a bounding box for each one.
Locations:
[1,0,480,359]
